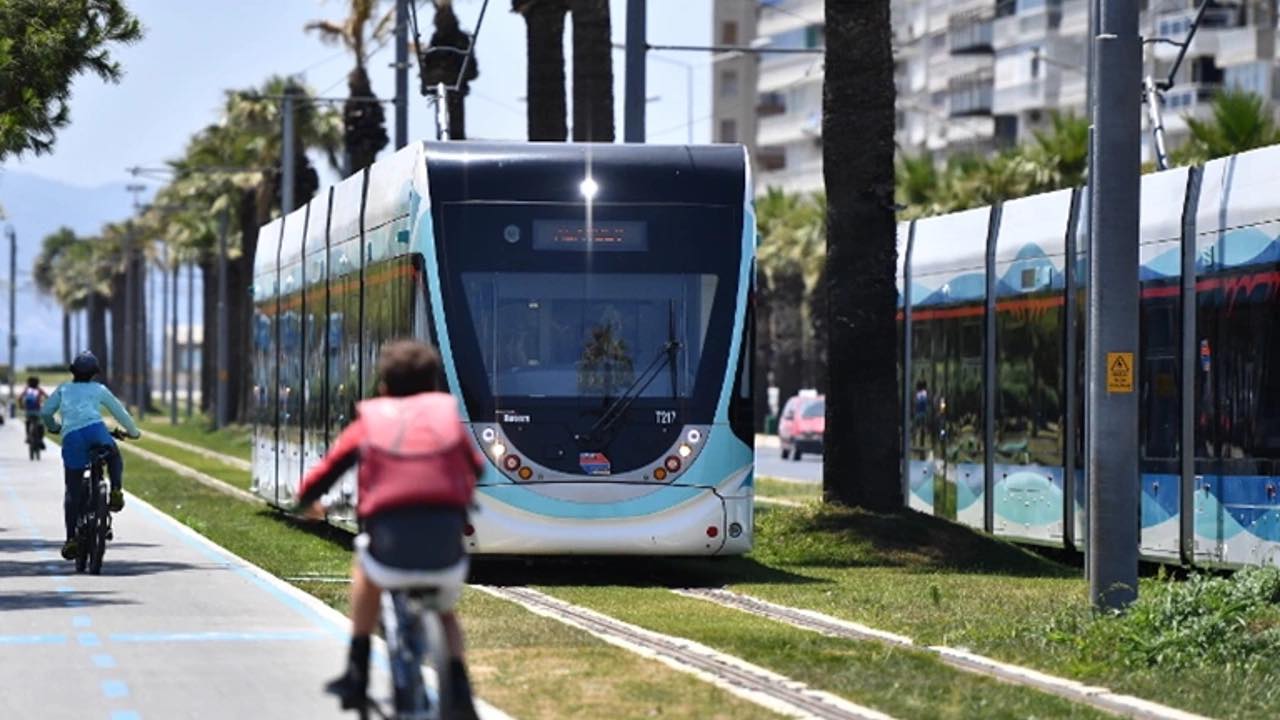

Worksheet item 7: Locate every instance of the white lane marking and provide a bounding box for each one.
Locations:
[678,588,1214,720]
[121,490,516,720]
[116,441,262,505]
[475,585,895,720]
[140,431,251,471]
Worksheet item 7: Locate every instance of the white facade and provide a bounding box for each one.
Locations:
[714,0,1280,196]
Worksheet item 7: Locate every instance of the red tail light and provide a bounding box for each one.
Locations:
[706,526,719,538]
[463,524,475,537]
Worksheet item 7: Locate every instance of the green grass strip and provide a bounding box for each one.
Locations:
[120,450,782,720]
[544,587,1107,720]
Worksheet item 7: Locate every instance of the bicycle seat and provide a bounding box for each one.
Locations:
[88,444,116,462]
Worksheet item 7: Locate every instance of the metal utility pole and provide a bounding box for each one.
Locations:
[395,0,409,149]
[7,226,15,418]
[215,209,230,429]
[1087,0,1142,610]
[138,254,148,420]
[170,262,178,426]
[122,225,136,407]
[624,0,647,142]
[186,262,194,419]
[282,86,297,215]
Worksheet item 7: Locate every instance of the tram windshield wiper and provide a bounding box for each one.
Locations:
[580,302,682,446]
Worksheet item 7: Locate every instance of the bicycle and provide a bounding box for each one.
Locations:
[64,427,129,575]
[25,415,45,461]
[351,534,470,720]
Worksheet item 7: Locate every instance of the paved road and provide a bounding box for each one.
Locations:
[754,442,823,484]
[0,420,391,720]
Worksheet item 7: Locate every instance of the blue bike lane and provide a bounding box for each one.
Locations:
[0,421,411,720]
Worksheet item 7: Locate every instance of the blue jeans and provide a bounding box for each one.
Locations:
[61,424,122,540]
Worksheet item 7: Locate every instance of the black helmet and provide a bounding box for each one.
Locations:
[70,351,100,378]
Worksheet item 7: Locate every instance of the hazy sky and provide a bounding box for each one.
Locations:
[8,0,715,190]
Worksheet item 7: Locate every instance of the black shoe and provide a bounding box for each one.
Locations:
[325,635,370,710]
[323,669,367,711]
[446,659,481,720]
[61,539,78,560]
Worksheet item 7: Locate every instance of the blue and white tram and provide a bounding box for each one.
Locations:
[252,142,756,555]
[898,144,1280,568]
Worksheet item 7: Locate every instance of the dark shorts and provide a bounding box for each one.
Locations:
[362,506,467,571]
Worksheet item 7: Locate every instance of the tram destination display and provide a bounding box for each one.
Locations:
[532,220,648,252]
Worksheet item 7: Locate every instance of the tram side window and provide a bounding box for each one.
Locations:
[1139,296,1180,462]
[253,302,275,428]
[362,254,416,398]
[996,301,1064,468]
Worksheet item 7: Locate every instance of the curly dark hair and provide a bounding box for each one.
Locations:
[376,340,444,397]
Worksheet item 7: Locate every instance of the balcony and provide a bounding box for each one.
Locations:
[1151,6,1247,62]
[949,69,995,117]
[949,10,995,55]
[757,110,822,147]
[993,2,1064,49]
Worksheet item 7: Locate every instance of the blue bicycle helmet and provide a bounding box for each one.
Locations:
[70,351,100,378]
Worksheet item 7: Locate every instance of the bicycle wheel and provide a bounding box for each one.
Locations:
[74,520,89,573]
[89,483,108,575]
[385,592,431,718]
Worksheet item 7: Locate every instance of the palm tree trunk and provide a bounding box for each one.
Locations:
[200,256,216,414]
[236,190,259,424]
[109,272,126,392]
[62,311,71,365]
[520,0,568,141]
[823,1,900,510]
[569,0,614,142]
[771,270,805,412]
[87,294,109,383]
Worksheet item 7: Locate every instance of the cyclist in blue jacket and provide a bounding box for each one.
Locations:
[41,352,141,560]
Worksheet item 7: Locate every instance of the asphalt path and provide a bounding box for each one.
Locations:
[754,441,823,484]
[0,419,394,720]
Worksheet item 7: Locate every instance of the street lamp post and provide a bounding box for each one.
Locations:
[7,226,15,418]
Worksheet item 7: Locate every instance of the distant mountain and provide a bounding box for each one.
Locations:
[0,170,150,367]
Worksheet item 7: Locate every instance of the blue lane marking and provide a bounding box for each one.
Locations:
[92,654,118,669]
[77,632,102,647]
[66,599,86,608]
[0,634,67,645]
[129,498,347,642]
[72,615,92,628]
[55,585,74,593]
[110,711,141,720]
[101,680,129,699]
[109,630,330,644]
[44,564,62,573]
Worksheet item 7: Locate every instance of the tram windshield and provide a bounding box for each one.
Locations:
[438,201,743,435]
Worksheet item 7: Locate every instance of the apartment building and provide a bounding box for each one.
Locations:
[714,0,1280,195]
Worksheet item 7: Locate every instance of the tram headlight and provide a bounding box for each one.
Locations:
[481,427,497,444]
[579,177,599,199]
[687,429,702,444]
[490,443,507,459]
[677,444,692,459]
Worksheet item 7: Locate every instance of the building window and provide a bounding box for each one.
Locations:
[721,21,738,45]
[758,146,786,172]
[720,70,740,98]
[1030,47,1040,79]
[719,119,738,143]
[757,91,786,117]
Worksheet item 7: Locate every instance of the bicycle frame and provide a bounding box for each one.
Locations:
[367,588,448,720]
[75,446,113,574]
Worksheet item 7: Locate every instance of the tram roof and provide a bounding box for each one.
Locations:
[422,142,748,207]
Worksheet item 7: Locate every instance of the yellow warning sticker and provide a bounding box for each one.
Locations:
[1107,352,1134,394]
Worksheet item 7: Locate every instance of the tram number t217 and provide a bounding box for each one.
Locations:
[655,410,677,425]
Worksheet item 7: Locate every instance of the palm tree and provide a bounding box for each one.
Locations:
[151,77,340,420]
[418,0,479,139]
[1026,112,1088,191]
[33,227,79,364]
[1174,88,1280,165]
[305,0,393,174]
[824,1,900,510]
[513,0,568,140]
[569,0,613,141]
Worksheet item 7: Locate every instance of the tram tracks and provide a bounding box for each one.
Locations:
[476,585,895,720]
[674,588,1213,720]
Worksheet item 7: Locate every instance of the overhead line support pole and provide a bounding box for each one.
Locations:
[7,226,14,417]
[1086,0,1142,611]
[624,0,647,142]
[395,0,409,149]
